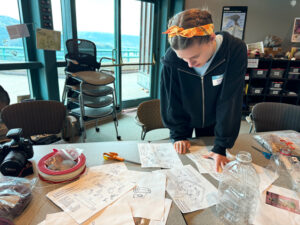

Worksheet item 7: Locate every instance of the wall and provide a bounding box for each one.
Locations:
[185,0,300,51]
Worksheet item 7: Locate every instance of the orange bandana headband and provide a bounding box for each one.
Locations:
[163,23,214,38]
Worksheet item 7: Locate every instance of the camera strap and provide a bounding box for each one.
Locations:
[18,160,34,177]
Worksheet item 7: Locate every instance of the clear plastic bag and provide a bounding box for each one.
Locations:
[0,176,37,220]
[266,153,300,193]
[44,145,83,171]
[253,131,300,155]
[279,155,300,192]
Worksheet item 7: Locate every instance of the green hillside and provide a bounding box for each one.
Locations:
[0,15,139,50]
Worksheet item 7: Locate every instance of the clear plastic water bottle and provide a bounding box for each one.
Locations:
[216,151,260,225]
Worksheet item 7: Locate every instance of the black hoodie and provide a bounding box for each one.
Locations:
[160,31,247,156]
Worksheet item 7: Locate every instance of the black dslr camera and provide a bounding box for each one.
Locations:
[0,128,34,176]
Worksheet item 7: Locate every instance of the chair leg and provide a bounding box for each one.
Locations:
[113,83,119,111]
[112,83,119,126]
[112,100,118,126]
[62,75,68,104]
[113,117,121,140]
[79,82,87,142]
[82,124,87,143]
[95,119,100,132]
[141,127,146,140]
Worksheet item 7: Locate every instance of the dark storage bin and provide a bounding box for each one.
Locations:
[251,69,268,78]
[289,67,300,73]
[288,72,300,79]
[270,81,283,88]
[269,87,282,95]
[270,68,284,78]
[250,87,264,95]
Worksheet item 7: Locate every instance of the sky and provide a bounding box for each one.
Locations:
[0,0,142,36]
[0,1,19,20]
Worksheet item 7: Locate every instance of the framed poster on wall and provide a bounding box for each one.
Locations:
[220,6,248,40]
[291,18,300,43]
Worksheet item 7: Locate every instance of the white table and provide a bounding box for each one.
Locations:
[14,133,295,225]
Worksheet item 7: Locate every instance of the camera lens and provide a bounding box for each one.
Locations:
[0,151,26,176]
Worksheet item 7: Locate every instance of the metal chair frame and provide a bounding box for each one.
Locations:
[62,39,120,142]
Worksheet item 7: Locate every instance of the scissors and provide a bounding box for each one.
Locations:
[103,152,140,164]
[251,146,272,159]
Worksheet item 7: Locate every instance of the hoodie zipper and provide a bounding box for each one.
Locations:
[177,58,226,128]
[201,76,205,127]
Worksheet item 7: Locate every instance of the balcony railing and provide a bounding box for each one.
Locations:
[0,46,139,62]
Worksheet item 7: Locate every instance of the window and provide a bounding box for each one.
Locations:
[52,0,65,100]
[0,0,26,62]
[51,0,64,61]
[0,1,30,104]
[76,0,115,63]
[0,70,30,103]
[121,0,154,101]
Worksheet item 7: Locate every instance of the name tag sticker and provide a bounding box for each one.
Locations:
[212,75,223,86]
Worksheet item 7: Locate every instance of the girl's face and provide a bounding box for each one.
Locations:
[174,35,216,68]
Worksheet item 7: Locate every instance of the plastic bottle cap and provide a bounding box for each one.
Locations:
[236,151,252,163]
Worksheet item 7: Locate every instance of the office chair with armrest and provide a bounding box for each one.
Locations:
[135,99,165,140]
[247,102,300,133]
[1,100,67,144]
[62,39,120,142]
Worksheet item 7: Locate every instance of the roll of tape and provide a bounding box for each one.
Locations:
[37,152,86,183]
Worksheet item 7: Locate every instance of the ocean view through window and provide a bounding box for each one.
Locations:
[0,0,151,104]
[0,1,30,103]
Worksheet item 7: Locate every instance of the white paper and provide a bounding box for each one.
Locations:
[121,170,148,184]
[89,203,135,225]
[165,165,218,213]
[47,171,135,224]
[138,143,183,168]
[45,212,75,225]
[254,185,300,225]
[86,162,128,177]
[187,146,279,193]
[149,199,172,225]
[120,172,166,220]
[186,146,222,180]
[37,221,46,225]
[6,24,30,39]
[43,203,135,225]
[252,164,279,193]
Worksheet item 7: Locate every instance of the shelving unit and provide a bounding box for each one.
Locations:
[243,58,300,115]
